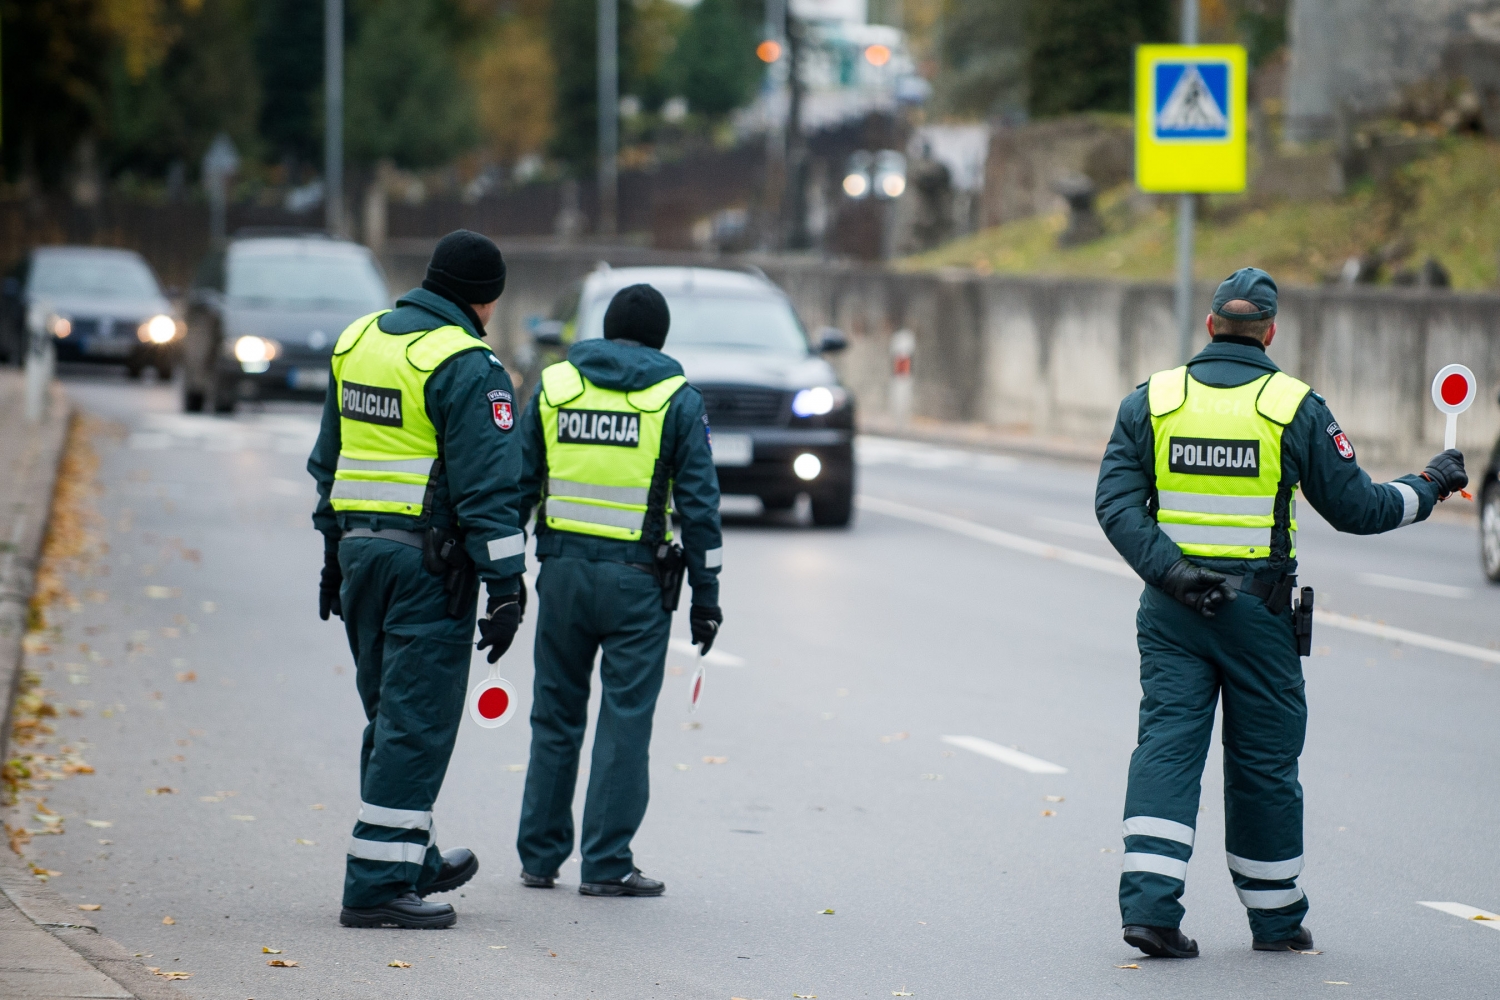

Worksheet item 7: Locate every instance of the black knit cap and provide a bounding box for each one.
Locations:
[603,284,670,349]
[423,229,506,304]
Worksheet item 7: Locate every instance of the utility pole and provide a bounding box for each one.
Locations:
[325,0,344,238]
[597,0,619,239]
[1175,0,1198,363]
[762,0,786,250]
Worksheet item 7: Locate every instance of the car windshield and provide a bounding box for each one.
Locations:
[582,293,809,354]
[30,255,160,299]
[227,250,388,309]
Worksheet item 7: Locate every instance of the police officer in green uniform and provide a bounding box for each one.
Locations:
[509,284,723,897]
[308,230,528,929]
[1095,268,1467,958]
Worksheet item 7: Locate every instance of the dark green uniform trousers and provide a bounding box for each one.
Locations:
[518,555,671,884]
[1120,584,1310,942]
[339,537,476,908]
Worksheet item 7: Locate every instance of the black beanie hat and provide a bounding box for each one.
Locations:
[603,284,670,349]
[423,229,506,304]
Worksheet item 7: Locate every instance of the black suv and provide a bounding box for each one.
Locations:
[533,265,855,526]
[181,233,389,412]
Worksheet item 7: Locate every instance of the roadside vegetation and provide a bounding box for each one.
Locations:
[905,136,1500,291]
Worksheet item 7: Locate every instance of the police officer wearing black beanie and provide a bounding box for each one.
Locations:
[309,230,529,929]
[507,283,724,898]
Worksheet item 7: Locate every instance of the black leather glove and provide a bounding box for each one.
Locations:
[476,592,522,663]
[318,539,343,621]
[689,605,723,655]
[1159,559,1237,618]
[486,576,527,621]
[1422,448,1467,500]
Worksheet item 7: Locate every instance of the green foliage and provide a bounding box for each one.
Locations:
[938,0,1026,119]
[1025,0,1170,117]
[344,0,479,169]
[0,0,111,184]
[670,0,760,117]
[547,0,641,172]
[1237,0,1288,67]
[255,0,327,168]
[102,0,263,178]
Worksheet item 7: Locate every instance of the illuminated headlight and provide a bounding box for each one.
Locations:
[842,172,869,198]
[48,314,72,338]
[793,453,822,481]
[139,314,177,344]
[791,386,845,417]
[879,173,906,198]
[234,335,278,364]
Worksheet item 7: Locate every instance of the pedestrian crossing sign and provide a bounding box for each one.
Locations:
[1135,44,1247,193]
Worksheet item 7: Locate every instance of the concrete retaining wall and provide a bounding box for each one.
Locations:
[383,240,1500,467]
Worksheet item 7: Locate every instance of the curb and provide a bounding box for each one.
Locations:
[0,380,192,1000]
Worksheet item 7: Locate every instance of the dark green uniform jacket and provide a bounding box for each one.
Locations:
[1096,339,1442,584]
[308,286,526,591]
[511,337,723,606]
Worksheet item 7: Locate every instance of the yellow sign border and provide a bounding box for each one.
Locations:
[1135,44,1247,194]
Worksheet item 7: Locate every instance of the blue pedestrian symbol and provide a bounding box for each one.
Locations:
[1153,63,1230,141]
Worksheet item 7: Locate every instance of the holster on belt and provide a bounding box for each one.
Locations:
[653,542,685,613]
[423,526,476,619]
[1292,586,1314,656]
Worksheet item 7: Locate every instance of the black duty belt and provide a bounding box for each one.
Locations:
[1224,573,1296,612]
[342,527,424,549]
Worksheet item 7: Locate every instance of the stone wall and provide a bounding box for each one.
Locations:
[384,241,1500,467]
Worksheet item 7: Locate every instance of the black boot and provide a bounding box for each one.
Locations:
[578,868,664,897]
[1123,924,1199,958]
[418,848,479,897]
[521,870,557,888]
[1253,925,1314,952]
[340,892,456,929]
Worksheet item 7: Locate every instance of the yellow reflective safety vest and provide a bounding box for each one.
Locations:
[328,312,489,518]
[538,360,687,542]
[1148,365,1312,560]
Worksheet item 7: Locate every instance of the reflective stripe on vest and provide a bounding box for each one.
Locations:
[537,360,686,542]
[1148,366,1311,561]
[329,312,485,518]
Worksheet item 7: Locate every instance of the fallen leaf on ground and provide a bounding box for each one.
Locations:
[199,796,222,803]
[1117,963,1140,969]
[702,756,728,764]
[295,838,316,845]
[675,763,690,770]
[309,804,324,810]
[147,787,176,795]
[1041,810,1057,817]
[920,774,942,781]
[818,909,834,915]
[879,732,910,743]
[147,969,191,980]
[29,865,61,879]
[388,960,411,968]
[488,945,507,949]
[1296,950,1324,955]
[794,994,818,998]
[144,586,180,599]
[262,947,282,954]
[1043,795,1065,802]
[1101,848,1117,853]
[680,721,701,730]
[505,764,525,772]
[267,959,299,967]
[1473,915,1496,921]
[79,904,102,911]
[1324,982,1350,986]
[549,951,557,957]
[893,992,915,996]
[231,815,255,821]
[98,839,111,845]
[201,601,216,613]
[175,671,196,683]
[162,916,175,925]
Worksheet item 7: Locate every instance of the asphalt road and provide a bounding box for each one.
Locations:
[12,369,1500,1000]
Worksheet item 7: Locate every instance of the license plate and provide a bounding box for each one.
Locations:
[288,367,330,390]
[711,433,753,467]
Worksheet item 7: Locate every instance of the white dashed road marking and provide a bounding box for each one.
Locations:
[940,735,1068,774]
[859,494,1500,667]
[1355,572,1471,599]
[1418,901,1500,931]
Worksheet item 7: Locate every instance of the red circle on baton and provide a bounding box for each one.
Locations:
[1441,373,1469,406]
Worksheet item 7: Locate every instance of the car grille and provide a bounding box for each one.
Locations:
[699,385,787,427]
[70,318,101,338]
[114,318,143,338]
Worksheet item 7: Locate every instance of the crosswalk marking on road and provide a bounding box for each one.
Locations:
[1418,901,1500,931]
[668,638,746,667]
[859,494,1500,667]
[940,735,1068,774]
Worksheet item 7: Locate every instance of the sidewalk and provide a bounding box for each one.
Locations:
[0,373,184,1000]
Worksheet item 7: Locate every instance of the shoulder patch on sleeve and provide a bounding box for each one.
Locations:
[487,353,503,367]
[1311,391,1326,403]
[1325,420,1355,460]
[487,388,512,403]
[702,412,712,446]
[492,398,514,431]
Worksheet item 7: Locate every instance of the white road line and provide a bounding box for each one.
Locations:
[860,493,1500,668]
[857,495,1136,579]
[941,735,1068,774]
[1417,901,1500,931]
[1355,572,1471,600]
[668,638,746,667]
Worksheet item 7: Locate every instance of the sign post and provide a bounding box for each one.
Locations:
[1136,27,1247,363]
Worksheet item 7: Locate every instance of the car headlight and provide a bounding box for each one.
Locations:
[233,335,279,363]
[48,314,72,338]
[139,314,178,344]
[792,386,847,417]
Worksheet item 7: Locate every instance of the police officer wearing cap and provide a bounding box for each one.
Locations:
[1095,267,1467,958]
[509,283,723,897]
[309,230,528,929]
